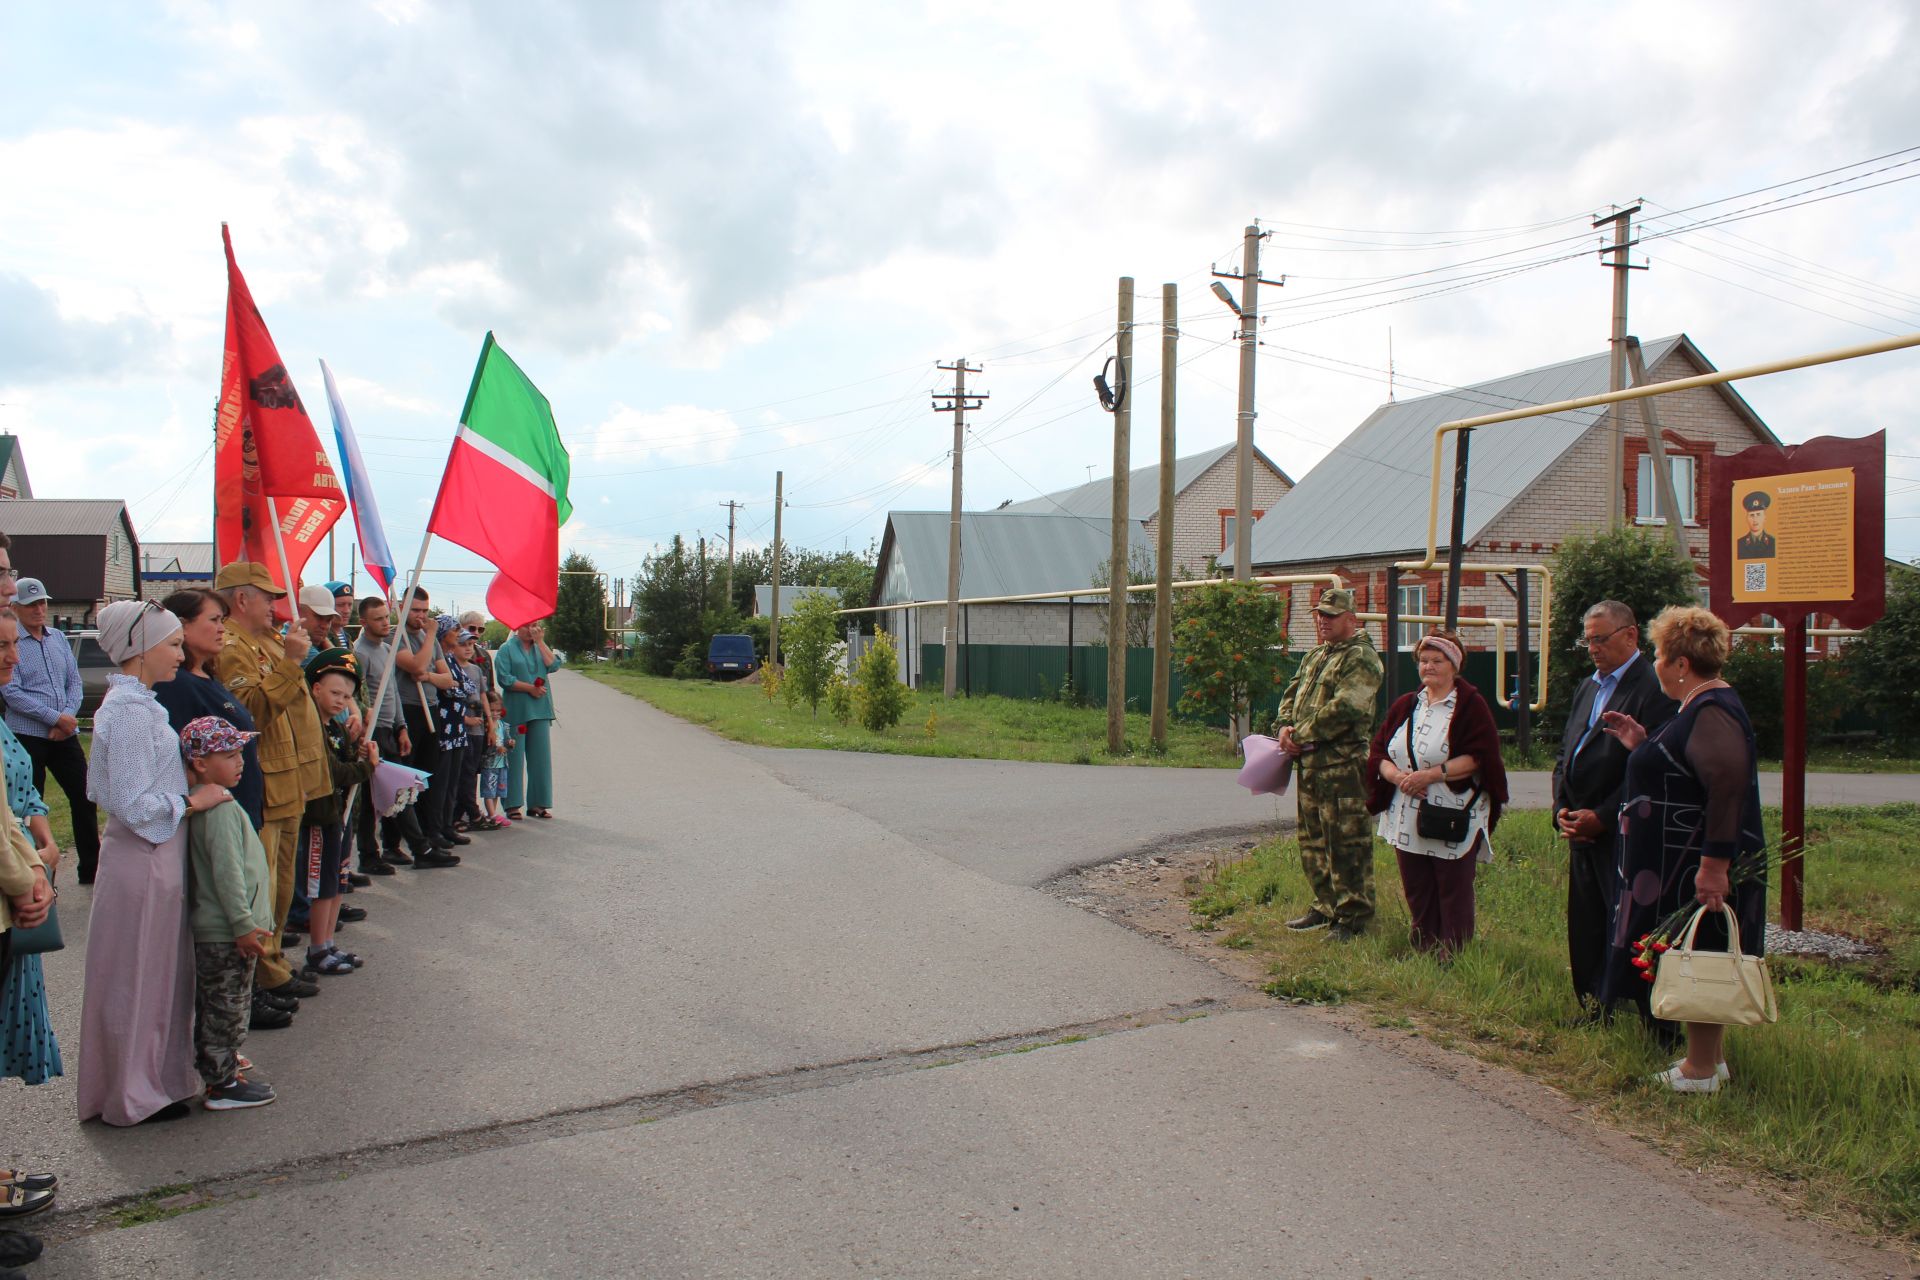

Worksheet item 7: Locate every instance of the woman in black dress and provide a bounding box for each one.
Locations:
[1598,606,1766,1094]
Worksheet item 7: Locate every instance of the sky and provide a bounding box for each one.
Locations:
[3,0,1918,617]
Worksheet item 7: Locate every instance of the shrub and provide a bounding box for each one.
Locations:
[1172,580,1288,732]
[760,665,782,702]
[1841,561,1920,742]
[826,668,854,725]
[1723,638,1853,756]
[779,591,843,717]
[853,629,911,731]
[671,640,704,680]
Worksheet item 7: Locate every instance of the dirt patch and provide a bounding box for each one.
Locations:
[1044,837,1919,1277]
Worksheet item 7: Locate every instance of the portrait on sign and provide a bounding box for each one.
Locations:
[1728,467,1854,605]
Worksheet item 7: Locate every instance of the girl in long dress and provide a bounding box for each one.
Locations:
[78,600,235,1125]
[0,611,64,1087]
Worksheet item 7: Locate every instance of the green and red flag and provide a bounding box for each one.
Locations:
[427,333,573,627]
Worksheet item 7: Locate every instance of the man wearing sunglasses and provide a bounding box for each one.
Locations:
[1551,600,1677,1021]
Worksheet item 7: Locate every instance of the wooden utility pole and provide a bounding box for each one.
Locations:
[720,499,741,608]
[1595,203,1644,527]
[1625,337,1687,554]
[934,360,986,699]
[1150,282,1177,750]
[769,471,784,668]
[1107,279,1134,754]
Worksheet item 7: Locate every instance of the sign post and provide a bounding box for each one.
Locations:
[1709,432,1887,929]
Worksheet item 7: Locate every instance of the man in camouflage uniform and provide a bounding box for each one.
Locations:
[1273,587,1384,940]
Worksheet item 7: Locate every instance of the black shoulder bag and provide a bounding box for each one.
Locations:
[1403,712,1480,845]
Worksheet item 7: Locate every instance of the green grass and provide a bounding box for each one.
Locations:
[1191,803,1920,1243]
[583,668,1245,767]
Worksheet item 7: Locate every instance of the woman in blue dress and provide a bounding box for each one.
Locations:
[0,608,63,1088]
[1598,605,1766,1094]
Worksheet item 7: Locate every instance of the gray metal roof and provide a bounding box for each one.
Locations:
[752,583,841,617]
[0,498,134,538]
[999,442,1290,521]
[876,511,1154,604]
[1222,335,1696,570]
[140,541,214,575]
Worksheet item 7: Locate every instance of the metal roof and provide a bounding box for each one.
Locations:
[875,511,1154,605]
[752,583,841,617]
[0,498,134,538]
[0,435,31,497]
[1222,335,1705,570]
[140,541,215,575]
[999,442,1291,521]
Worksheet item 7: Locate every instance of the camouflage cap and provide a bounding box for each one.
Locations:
[1313,587,1357,617]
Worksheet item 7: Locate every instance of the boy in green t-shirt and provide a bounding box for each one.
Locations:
[182,716,278,1111]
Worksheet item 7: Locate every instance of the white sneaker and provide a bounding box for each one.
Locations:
[1652,1064,1722,1094]
[1671,1057,1730,1083]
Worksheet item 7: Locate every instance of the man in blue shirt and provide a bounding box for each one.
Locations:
[7,577,101,883]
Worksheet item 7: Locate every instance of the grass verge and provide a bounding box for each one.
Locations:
[1189,803,1920,1244]
[582,668,1242,767]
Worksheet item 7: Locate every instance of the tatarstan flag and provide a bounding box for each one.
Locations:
[427,333,572,627]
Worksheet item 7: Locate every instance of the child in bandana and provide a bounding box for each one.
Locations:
[182,716,277,1111]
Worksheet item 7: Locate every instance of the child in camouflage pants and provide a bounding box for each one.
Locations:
[182,717,278,1111]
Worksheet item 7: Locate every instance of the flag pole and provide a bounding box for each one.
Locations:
[344,509,441,839]
[265,495,300,620]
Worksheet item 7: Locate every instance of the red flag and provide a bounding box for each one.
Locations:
[214,225,345,605]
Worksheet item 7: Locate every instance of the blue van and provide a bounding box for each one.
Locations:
[706,634,759,679]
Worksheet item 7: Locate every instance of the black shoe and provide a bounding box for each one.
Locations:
[282,932,302,949]
[347,871,372,887]
[1285,910,1333,932]
[362,859,396,877]
[139,1101,193,1124]
[428,837,457,852]
[1327,923,1367,943]
[256,988,298,1013]
[384,848,415,867]
[250,999,294,1031]
[0,1228,44,1268]
[412,849,461,868]
[0,1174,54,1196]
[338,905,368,923]
[445,831,472,846]
[266,976,320,1000]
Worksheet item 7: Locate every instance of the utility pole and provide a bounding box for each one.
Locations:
[1595,203,1644,528]
[1107,279,1134,754]
[769,471,784,669]
[934,359,986,699]
[720,500,741,609]
[1150,282,1177,751]
[1212,224,1282,584]
[1625,337,1687,555]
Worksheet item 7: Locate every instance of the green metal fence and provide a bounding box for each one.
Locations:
[919,643,1295,728]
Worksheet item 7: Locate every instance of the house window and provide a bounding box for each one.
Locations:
[1635,454,1696,525]
[1219,509,1266,552]
[1395,584,1426,649]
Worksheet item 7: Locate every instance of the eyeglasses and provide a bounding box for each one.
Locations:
[0,569,17,581]
[1579,623,1634,649]
[124,598,167,654]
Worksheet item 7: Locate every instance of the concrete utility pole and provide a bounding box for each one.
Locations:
[1107,279,1134,754]
[769,471,784,668]
[1150,282,1177,751]
[1212,224,1282,583]
[934,360,986,699]
[1595,203,1644,528]
[720,500,741,609]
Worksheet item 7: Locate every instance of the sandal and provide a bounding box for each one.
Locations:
[505,808,523,821]
[328,944,365,967]
[309,950,356,976]
[532,808,552,819]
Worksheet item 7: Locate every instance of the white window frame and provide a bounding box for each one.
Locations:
[1635,453,1697,526]
[1395,584,1426,650]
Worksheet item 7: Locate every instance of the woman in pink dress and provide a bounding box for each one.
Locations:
[79,600,234,1125]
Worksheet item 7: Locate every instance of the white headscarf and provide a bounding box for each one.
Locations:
[98,599,183,664]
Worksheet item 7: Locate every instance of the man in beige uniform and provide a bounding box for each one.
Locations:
[214,563,325,1001]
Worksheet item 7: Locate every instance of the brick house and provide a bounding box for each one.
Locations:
[139,541,215,600]
[871,511,1153,686]
[999,442,1293,580]
[1221,335,1813,652]
[0,498,143,629]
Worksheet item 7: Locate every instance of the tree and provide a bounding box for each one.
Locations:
[1091,545,1156,648]
[1172,580,1288,735]
[1842,560,1920,742]
[728,540,878,620]
[548,550,607,657]
[1545,525,1698,728]
[780,591,843,716]
[482,620,509,647]
[634,536,706,675]
[852,628,912,731]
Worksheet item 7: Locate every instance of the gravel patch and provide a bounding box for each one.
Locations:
[1764,924,1878,960]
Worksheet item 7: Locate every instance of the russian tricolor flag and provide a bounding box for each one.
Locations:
[319,359,398,595]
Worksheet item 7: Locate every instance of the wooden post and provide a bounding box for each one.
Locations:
[769,471,783,668]
[1150,282,1177,749]
[1107,277,1133,754]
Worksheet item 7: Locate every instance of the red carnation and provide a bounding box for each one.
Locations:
[516,724,529,736]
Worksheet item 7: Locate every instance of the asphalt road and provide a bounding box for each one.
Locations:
[14,672,1901,1278]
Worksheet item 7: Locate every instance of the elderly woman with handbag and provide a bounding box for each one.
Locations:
[1366,629,1509,957]
[1598,605,1767,1094]
[78,600,237,1125]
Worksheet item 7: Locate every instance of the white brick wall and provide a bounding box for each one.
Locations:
[1148,451,1293,579]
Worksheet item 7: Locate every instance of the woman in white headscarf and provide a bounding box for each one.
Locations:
[78,600,235,1125]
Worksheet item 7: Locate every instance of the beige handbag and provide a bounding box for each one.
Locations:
[1650,905,1779,1026]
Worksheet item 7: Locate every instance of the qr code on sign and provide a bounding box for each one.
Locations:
[1744,563,1767,593]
